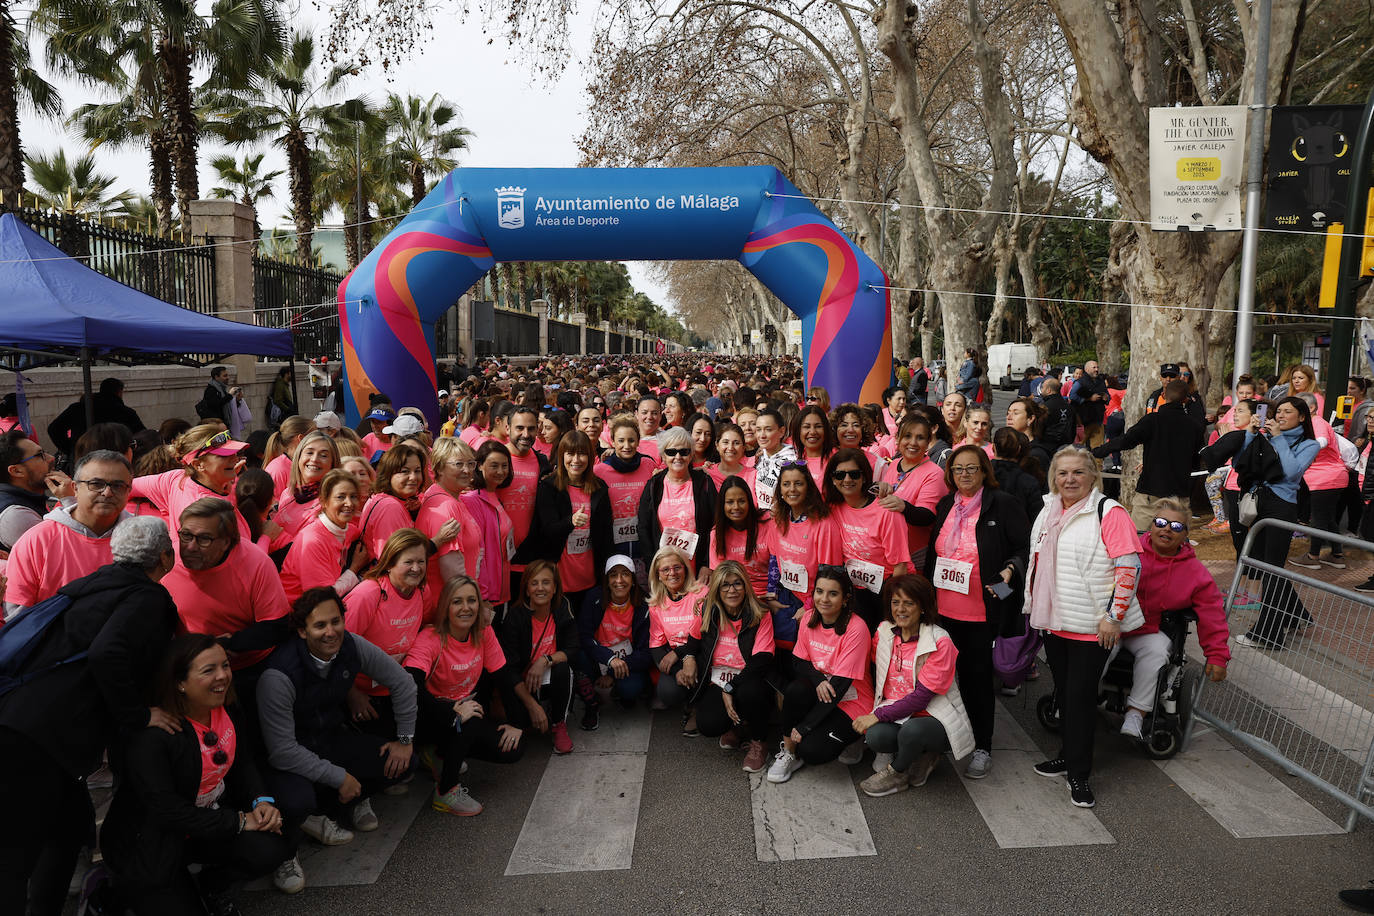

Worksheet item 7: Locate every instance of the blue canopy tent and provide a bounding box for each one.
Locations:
[0,212,295,425]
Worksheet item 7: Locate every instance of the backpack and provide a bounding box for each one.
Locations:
[0,591,81,697]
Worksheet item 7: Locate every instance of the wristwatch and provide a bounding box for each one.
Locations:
[396,735,413,746]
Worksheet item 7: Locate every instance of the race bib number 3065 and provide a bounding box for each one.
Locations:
[934,556,973,594]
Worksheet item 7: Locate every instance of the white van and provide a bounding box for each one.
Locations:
[986,342,1041,390]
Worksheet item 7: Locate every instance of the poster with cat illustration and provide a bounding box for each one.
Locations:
[1266,105,1361,231]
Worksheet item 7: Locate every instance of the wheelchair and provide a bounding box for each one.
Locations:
[1035,609,1202,760]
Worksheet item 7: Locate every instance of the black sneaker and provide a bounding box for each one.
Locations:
[1033,757,1068,778]
[580,701,600,732]
[1068,777,1095,808]
[1339,883,1374,914]
[1358,576,1374,594]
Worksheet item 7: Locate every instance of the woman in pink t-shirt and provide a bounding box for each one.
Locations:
[359,443,436,559]
[953,406,996,459]
[688,413,717,470]
[280,470,369,603]
[635,426,716,575]
[678,562,776,773]
[822,448,909,628]
[924,445,1031,780]
[708,476,770,598]
[593,417,657,570]
[264,416,314,497]
[761,462,842,647]
[402,576,525,817]
[462,442,515,606]
[791,406,836,489]
[831,403,889,472]
[877,415,949,570]
[529,432,612,610]
[706,423,754,491]
[646,546,708,728]
[131,423,254,542]
[274,432,341,543]
[344,528,431,734]
[1292,393,1350,570]
[416,437,482,598]
[766,569,873,782]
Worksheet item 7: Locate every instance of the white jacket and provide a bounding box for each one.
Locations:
[1023,489,1143,635]
[871,621,976,760]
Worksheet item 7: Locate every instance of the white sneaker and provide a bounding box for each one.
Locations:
[273,855,305,894]
[872,751,894,774]
[1120,709,1145,739]
[837,740,864,766]
[765,743,804,783]
[965,748,992,779]
[301,814,354,846]
[351,798,379,832]
[998,684,1021,697]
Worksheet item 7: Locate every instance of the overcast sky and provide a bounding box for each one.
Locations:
[20,0,673,305]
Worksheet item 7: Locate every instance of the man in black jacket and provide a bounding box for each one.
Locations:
[0,516,178,916]
[1091,380,1205,529]
[1070,359,1110,448]
[1039,376,1078,450]
[48,377,147,460]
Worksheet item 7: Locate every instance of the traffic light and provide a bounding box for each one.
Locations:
[1319,188,1374,309]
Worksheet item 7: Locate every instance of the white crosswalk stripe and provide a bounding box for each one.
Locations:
[750,764,877,861]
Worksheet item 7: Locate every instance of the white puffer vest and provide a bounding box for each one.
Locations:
[871,621,976,760]
[1023,489,1144,635]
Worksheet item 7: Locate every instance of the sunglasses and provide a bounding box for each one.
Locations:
[202,730,229,766]
[779,459,809,471]
[831,468,864,481]
[1152,517,1187,534]
[193,430,234,457]
[662,447,691,458]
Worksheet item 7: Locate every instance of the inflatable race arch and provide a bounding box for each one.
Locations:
[337,167,892,427]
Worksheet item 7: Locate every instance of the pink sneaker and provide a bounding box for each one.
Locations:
[551,722,573,755]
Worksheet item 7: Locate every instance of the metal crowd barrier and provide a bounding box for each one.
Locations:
[1192,518,1374,831]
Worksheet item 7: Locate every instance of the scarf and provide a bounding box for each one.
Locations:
[604,451,645,474]
[941,487,983,560]
[461,489,502,600]
[1028,495,1087,630]
[295,480,322,504]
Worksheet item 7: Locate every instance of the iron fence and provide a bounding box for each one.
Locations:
[252,255,345,362]
[549,319,581,356]
[1194,518,1374,830]
[13,205,217,315]
[587,328,605,354]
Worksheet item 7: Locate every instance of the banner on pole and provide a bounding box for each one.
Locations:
[1265,105,1359,231]
[1150,105,1246,231]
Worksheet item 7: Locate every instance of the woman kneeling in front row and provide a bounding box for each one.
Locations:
[767,567,872,783]
[680,562,776,773]
[852,575,976,796]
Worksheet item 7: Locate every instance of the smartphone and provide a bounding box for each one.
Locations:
[989,581,1014,599]
[1256,403,1268,423]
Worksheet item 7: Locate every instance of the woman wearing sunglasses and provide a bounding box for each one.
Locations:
[923,445,1030,780]
[822,448,908,629]
[1119,499,1229,739]
[101,634,295,909]
[132,422,253,542]
[636,426,716,576]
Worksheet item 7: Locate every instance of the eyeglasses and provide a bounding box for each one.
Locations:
[1152,517,1187,534]
[178,529,223,548]
[720,580,746,591]
[193,430,233,456]
[447,460,478,471]
[75,478,130,496]
[662,447,690,458]
[19,449,50,464]
[779,459,809,470]
[831,468,864,481]
[950,465,981,476]
[202,730,229,766]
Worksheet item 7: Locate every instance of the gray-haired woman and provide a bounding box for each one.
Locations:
[0,515,181,915]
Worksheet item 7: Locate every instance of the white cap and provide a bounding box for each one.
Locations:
[604,554,635,574]
[314,410,342,430]
[382,414,425,437]
[439,389,449,397]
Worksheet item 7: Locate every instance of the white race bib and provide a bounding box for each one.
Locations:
[613,515,638,544]
[934,556,974,595]
[779,559,808,595]
[540,666,551,687]
[598,639,632,676]
[709,664,742,689]
[844,558,884,595]
[567,527,590,555]
[840,682,858,704]
[755,481,775,511]
[660,526,699,557]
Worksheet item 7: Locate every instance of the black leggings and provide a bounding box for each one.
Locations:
[117,831,292,915]
[1306,486,1345,557]
[266,729,405,824]
[507,661,573,727]
[1247,489,1312,646]
[694,673,774,741]
[938,615,995,752]
[0,727,92,916]
[779,677,857,765]
[416,705,524,793]
[1043,633,1110,781]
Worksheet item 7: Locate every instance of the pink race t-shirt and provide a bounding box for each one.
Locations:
[560,487,596,591]
[933,494,985,622]
[359,493,414,560]
[708,611,775,670]
[4,518,115,610]
[761,515,842,610]
[648,586,706,649]
[280,514,358,603]
[344,577,428,695]
[191,705,236,803]
[1305,417,1350,491]
[530,612,558,664]
[706,464,754,492]
[594,460,656,547]
[500,449,542,553]
[709,526,770,597]
[266,453,292,498]
[795,615,874,720]
[880,458,948,564]
[832,499,908,595]
[458,425,488,448]
[416,484,483,598]
[273,490,320,540]
[131,470,252,543]
[876,629,957,709]
[361,432,391,458]
[403,626,505,702]
[596,601,635,647]
[657,479,698,558]
[162,541,289,669]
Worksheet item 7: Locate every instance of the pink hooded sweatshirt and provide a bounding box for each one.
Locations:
[1136,532,1230,667]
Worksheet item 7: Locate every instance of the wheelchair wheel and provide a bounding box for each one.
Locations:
[1146,727,1180,759]
[1036,694,1061,732]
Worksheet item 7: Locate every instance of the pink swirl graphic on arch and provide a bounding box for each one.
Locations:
[743,221,859,385]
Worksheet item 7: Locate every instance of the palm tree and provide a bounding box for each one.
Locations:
[0,1,61,204]
[210,152,281,208]
[313,106,398,268]
[35,0,284,232]
[25,148,133,216]
[383,92,473,206]
[206,30,355,263]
